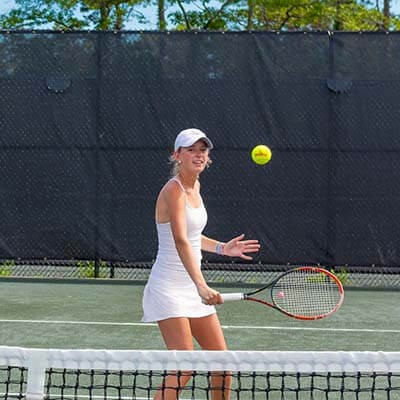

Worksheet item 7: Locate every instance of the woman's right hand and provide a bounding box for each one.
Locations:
[197,284,223,305]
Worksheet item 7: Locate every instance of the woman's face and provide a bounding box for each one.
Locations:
[175,139,210,174]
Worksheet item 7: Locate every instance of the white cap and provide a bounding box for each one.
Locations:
[174,128,214,151]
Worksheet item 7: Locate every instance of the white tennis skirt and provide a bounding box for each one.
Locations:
[141,262,216,322]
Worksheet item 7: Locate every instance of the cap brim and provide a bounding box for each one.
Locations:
[175,136,214,151]
[202,137,213,149]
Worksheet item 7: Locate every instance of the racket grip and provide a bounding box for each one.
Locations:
[222,293,245,302]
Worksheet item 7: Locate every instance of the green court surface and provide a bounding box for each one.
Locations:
[0,280,398,351]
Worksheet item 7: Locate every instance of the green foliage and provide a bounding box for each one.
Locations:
[168,0,242,30]
[0,0,144,30]
[305,268,349,285]
[242,0,399,31]
[77,260,109,278]
[1,0,399,30]
[331,267,350,285]
[0,260,15,277]
[0,0,86,29]
[306,272,328,283]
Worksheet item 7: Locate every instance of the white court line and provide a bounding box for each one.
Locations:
[0,319,399,333]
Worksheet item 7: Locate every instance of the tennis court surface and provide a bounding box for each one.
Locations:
[0,280,399,350]
[0,279,399,399]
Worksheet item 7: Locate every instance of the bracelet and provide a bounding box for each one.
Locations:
[215,242,225,256]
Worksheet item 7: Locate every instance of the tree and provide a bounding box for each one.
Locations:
[0,0,147,30]
[239,0,399,31]
[158,0,167,29]
[167,0,242,30]
[165,0,400,31]
[1,0,399,30]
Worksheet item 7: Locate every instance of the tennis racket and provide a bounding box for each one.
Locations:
[222,266,344,320]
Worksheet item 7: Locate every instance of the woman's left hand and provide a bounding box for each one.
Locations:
[223,234,260,260]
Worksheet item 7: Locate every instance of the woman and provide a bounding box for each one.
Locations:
[142,128,260,400]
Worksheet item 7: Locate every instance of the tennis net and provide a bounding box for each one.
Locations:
[1,346,400,400]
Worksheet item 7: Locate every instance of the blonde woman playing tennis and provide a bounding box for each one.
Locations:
[142,128,260,400]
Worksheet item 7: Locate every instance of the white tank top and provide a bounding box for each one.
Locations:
[141,177,216,322]
[151,177,208,279]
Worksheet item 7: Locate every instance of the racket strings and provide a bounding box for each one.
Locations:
[271,270,342,318]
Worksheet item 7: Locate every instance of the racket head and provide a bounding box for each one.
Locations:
[270,266,344,320]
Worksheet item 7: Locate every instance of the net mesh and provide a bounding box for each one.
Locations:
[1,346,400,400]
[0,366,26,400]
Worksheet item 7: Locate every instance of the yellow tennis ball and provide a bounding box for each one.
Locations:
[251,145,272,165]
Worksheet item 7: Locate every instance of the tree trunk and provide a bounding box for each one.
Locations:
[383,0,390,29]
[333,0,343,30]
[158,0,166,30]
[98,1,110,29]
[114,5,123,30]
[261,4,268,30]
[247,0,254,30]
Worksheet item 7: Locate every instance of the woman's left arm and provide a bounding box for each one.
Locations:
[201,234,260,260]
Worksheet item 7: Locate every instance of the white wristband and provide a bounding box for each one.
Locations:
[215,242,225,255]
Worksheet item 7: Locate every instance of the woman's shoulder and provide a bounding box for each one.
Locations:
[160,178,185,199]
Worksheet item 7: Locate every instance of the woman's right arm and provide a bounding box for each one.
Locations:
[163,182,222,305]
